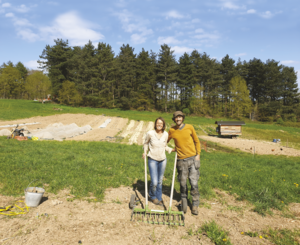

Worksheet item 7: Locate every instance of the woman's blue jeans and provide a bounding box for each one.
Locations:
[148,157,167,201]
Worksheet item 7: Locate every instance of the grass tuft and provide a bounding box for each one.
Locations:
[200,220,232,245]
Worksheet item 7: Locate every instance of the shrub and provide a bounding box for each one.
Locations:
[182,108,190,115]
[276,118,284,125]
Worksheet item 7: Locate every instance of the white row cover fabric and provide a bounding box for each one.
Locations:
[0,122,40,128]
[26,123,92,141]
[0,129,11,136]
[99,119,111,128]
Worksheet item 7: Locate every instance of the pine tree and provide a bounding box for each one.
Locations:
[116,44,137,109]
[246,58,265,104]
[157,44,177,112]
[177,53,193,109]
[220,54,237,116]
[38,39,72,97]
[199,53,222,112]
[135,48,156,110]
[95,42,115,107]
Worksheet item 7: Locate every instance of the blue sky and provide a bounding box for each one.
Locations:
[0,0,299,85]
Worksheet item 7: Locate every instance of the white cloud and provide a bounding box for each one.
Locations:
[5,12,14,17]
[171,46,194,55]
[115,0,127,8]
[247,9,256,14]
[259,10,273,19]
[24,60,41,70]
[131,29,153,44]
[14,4,30,13]
[235,53,247,57]
[281,60,298,65]
[157,36,181,45]
[195,28,204,33]
[219,0,244,10]
[194,32,219,41]
[114,10,153,44]
[47,1,59,6]
[2,2,11,7]
[18,29,39,42]
[39,12,104,46]
[191,18,200,23]
[221,1,240,10]
[6,11,104,45]
[165,10,184,19]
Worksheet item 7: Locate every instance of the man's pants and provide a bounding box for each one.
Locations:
[176,156,200,206]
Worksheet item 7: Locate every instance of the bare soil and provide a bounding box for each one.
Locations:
[1,114,300,244]
[0,114,128,142]
[200,136,300,157]
[0,187,299,245]
[2,114,300,156]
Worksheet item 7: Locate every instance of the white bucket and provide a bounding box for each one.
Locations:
[25,187,45,207]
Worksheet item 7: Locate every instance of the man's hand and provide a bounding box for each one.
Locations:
[171,148,176,152]
[195,154,200,161]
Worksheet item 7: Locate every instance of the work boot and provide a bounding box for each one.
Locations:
[191,206,198,215]
[157,200,163,206]
[151,198,159,205]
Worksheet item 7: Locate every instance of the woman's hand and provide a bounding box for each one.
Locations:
[142,153,146,159]
[171,148,176,152]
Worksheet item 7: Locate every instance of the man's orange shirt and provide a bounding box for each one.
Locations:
[168,124,201,159]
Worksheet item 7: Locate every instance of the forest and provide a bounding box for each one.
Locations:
[0,39,299,122]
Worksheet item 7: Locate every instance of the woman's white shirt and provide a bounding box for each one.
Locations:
[143,130,172,161]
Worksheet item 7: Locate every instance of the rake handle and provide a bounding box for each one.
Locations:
[169,153,177,210]
[144,156,148,207]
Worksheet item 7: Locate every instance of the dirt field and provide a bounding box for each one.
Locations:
[1,187,299,245]
[2,114,300,156]
[1,114,300,244]
[199,136,300,157]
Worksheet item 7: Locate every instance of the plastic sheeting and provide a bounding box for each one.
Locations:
[0,129,11,136]
[26,123,92,141]
[99,119,111,128]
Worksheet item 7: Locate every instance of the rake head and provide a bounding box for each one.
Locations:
[131,207,184,226]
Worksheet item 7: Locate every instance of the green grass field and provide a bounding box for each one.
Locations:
[0,137,299,215]
[1,99,300,215]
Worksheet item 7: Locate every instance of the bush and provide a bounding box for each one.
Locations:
[182,108,190,115]
[276,118,284,125]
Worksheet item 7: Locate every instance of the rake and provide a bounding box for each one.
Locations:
[130,153,184,226]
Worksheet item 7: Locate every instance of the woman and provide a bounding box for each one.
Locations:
[143,117,174,206]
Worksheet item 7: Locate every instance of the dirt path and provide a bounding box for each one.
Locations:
[200,136,300,157]
[0,187,299,245]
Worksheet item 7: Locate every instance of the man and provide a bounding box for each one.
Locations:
[168,111,201,215]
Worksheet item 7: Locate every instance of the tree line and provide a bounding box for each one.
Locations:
[1,38,299,122]
[0,61,51,101]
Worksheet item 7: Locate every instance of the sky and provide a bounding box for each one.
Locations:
[0,0,299,85]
